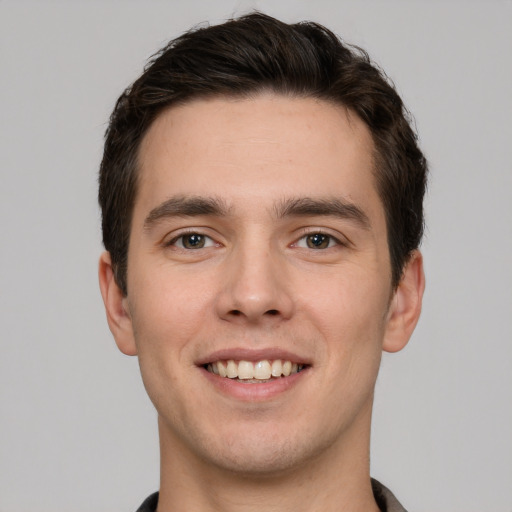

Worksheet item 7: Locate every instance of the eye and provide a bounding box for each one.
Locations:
[296,232,339,249]
[170,233,216,249]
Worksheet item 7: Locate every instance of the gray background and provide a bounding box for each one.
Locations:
[1,1,511,511]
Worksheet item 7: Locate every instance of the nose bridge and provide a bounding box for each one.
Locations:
[216,233,293,322]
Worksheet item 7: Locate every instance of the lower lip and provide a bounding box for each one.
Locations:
[200,366,309,401]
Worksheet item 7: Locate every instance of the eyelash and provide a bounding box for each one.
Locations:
[292,230,345,250]
[165,230,217,250]
[164,229,345,251]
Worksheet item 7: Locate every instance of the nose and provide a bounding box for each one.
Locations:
[215,242,294,324]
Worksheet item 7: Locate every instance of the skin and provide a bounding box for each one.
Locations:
[99,93,424,512]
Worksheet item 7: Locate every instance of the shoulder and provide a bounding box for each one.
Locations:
[372,478,408,512]
[135,491,159,512]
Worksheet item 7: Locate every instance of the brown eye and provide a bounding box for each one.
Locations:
[171,233,215,249]
[306,233,331,249]
[182,234,205,249]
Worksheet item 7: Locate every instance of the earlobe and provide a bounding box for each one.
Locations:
[382,250,425,353]
[98,251,138,356]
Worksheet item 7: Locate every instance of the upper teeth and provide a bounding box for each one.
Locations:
[207,360,303,380]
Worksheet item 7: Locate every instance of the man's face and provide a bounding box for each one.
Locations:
[101,93,422,475]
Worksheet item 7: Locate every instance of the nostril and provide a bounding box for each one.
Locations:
[225,308,282,319]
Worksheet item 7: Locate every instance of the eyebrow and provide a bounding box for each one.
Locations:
[274,197,371,229]
[143,195,371,231]
[143,196,231,230]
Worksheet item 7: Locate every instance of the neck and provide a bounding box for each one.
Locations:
[156,406,380,512]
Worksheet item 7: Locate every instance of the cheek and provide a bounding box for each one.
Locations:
[131,260,213,321]
[127,290,204,423]
[298,267,389,335]
[297,267,390,393]
[126,267,215,372]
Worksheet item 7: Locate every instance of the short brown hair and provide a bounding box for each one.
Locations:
[99,12,427,295]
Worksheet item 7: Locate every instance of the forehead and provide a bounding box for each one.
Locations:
[136,93,382,222]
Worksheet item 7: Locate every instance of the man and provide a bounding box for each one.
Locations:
[98,12,426,512]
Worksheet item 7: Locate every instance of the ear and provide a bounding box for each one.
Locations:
[98,251,138,356]
[382,250,425,353]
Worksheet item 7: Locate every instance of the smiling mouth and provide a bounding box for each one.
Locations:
[205,359,306,382]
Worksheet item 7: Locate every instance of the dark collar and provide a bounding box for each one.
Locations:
[135,478,407,512]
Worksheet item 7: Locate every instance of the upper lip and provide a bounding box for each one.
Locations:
[195,347,311,366]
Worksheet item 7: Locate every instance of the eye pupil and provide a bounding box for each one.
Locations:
[307,233,329,249]
[183,234,205,249]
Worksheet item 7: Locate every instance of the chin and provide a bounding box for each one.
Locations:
[183,420,339,478]
[205,440,311,477]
